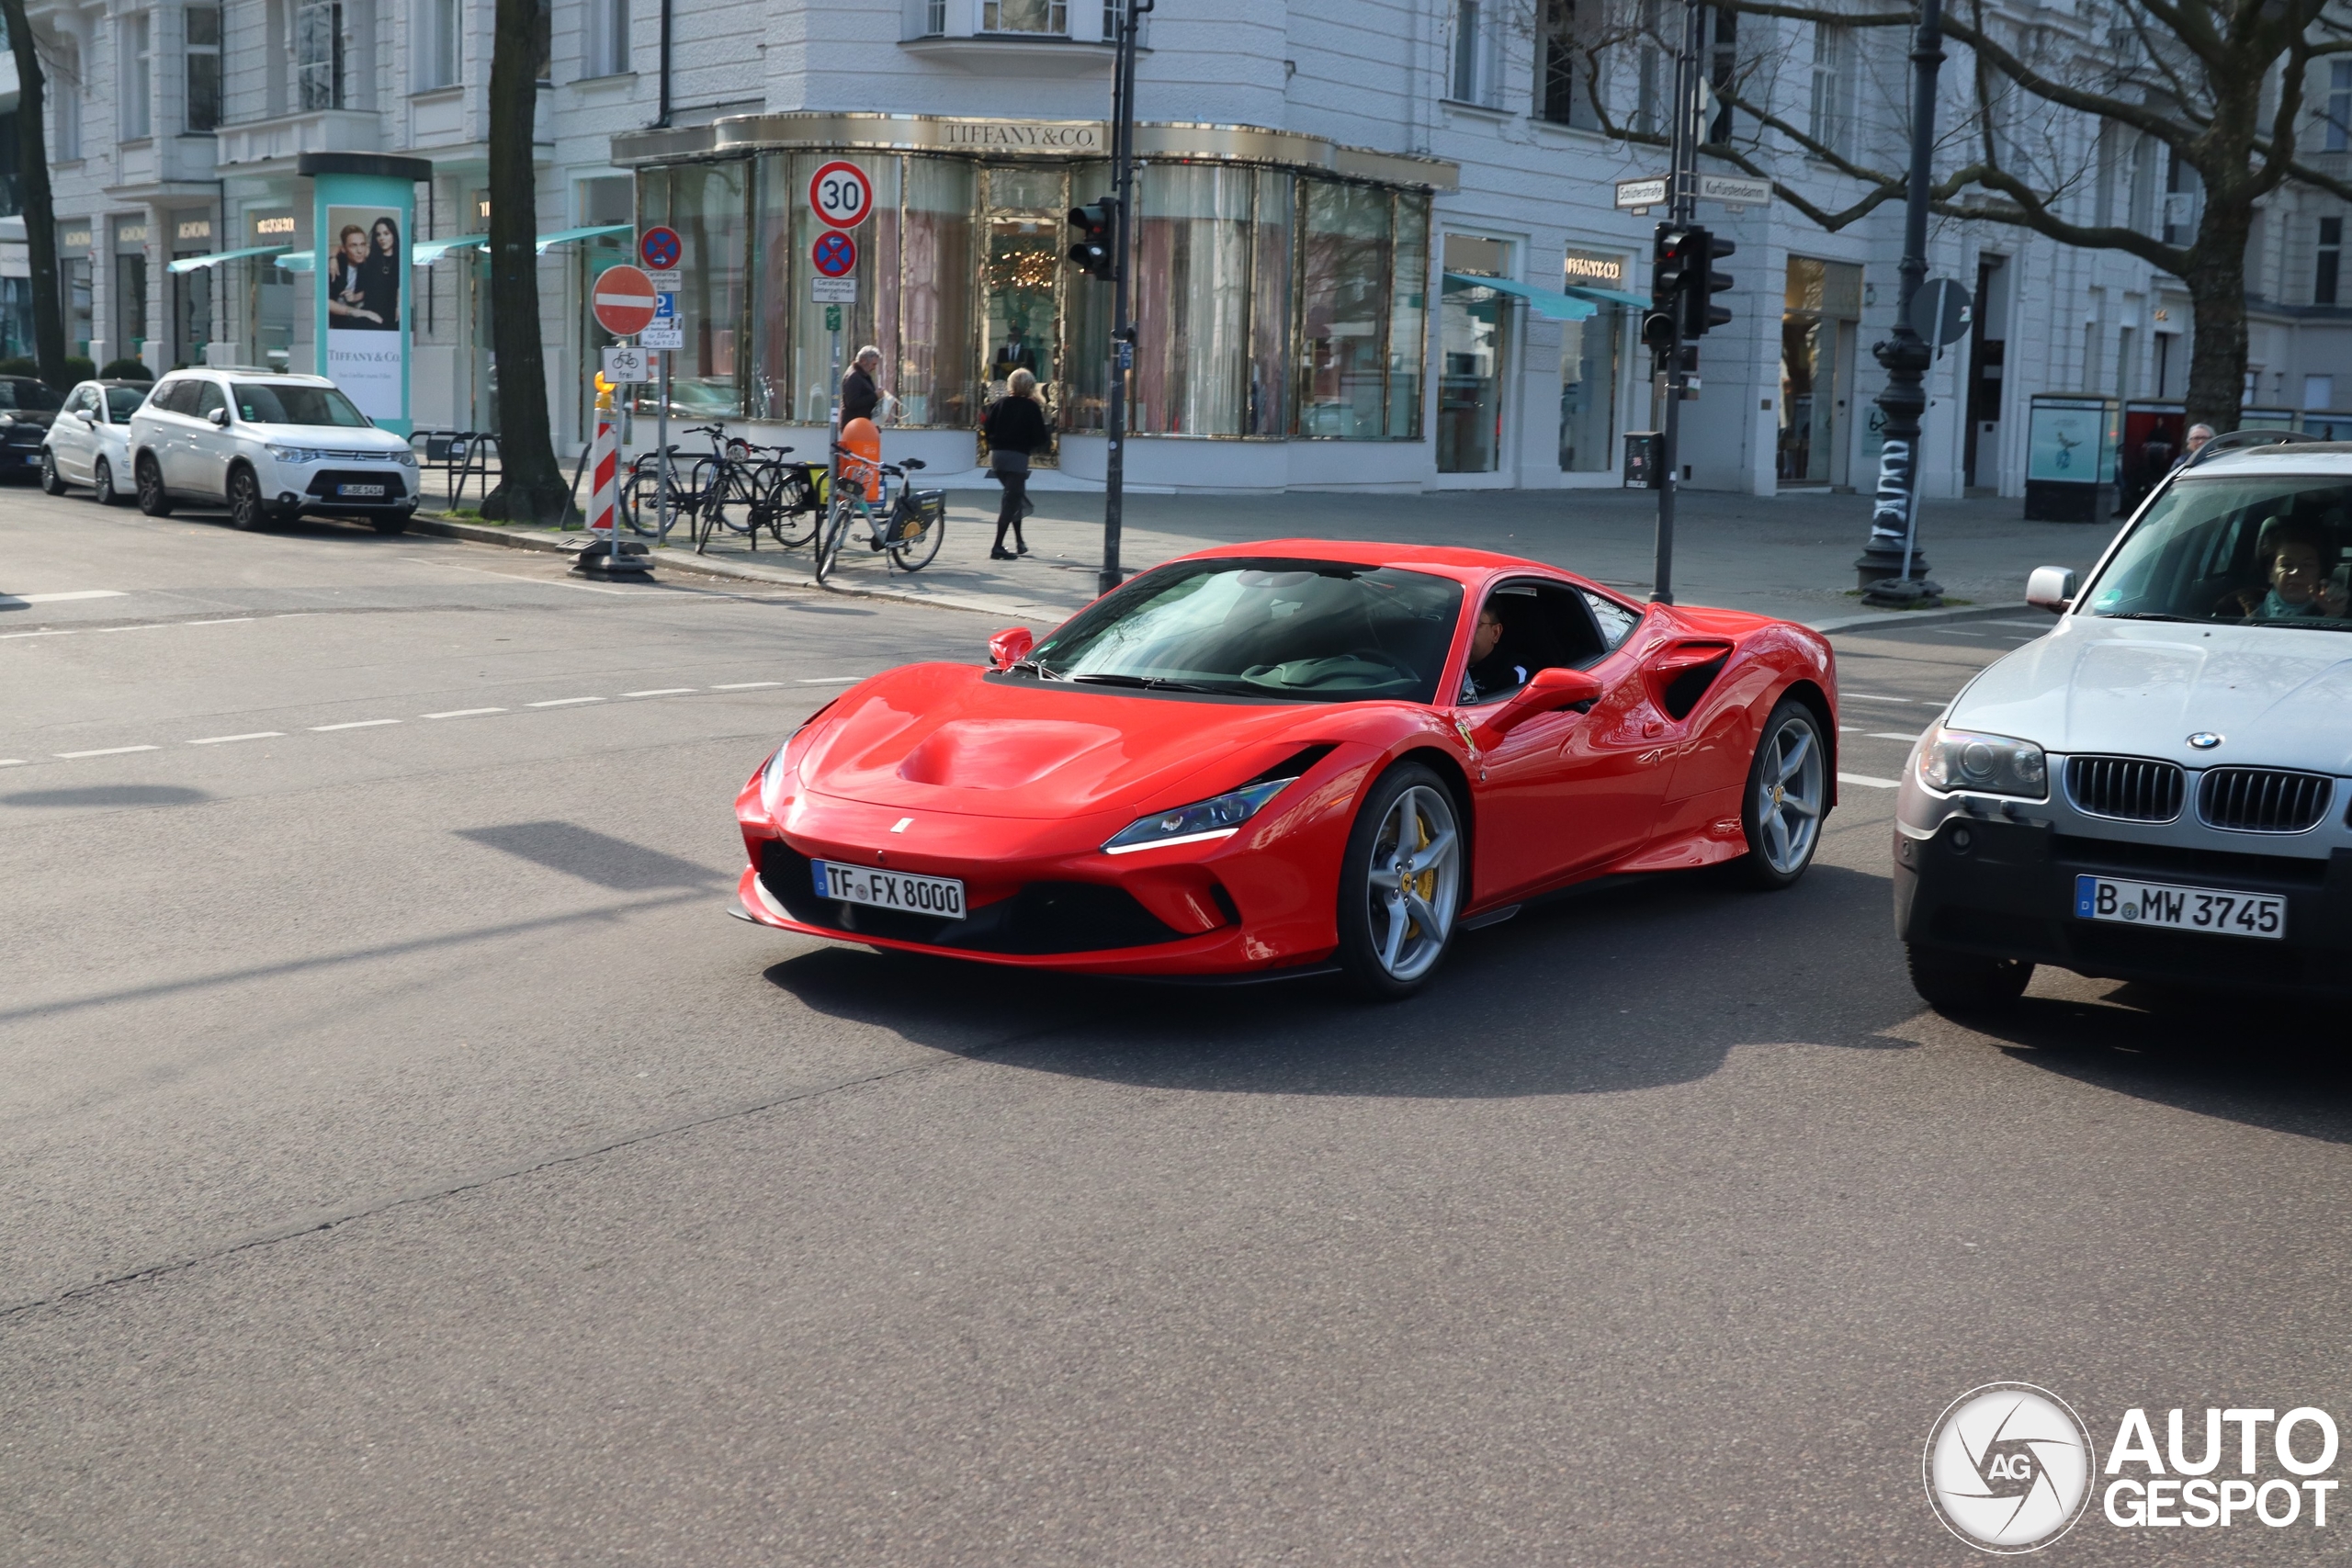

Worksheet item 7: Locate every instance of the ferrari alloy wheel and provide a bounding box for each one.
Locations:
[1905,942,2032,1011]
[134,453,171,516]
[91,457,122,506]
[1732,698,1826,890]
[1338,764,1463,998]
[40,450,67,496]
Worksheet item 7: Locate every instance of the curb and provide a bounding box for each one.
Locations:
[408,513,1071,624]
[1807,602,2041,635]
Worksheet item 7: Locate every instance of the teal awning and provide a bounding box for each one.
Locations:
[412,233,488,265]
[1442,272,1595,322]
[532,222,633,254]
[165,244,288,274]
[1560,281,1653,309]
[277,252,314,273]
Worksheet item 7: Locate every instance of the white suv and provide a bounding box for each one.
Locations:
[128,369,420,534]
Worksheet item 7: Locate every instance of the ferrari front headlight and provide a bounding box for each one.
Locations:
[1103,778,1295,854]
[1917,721,2047,798]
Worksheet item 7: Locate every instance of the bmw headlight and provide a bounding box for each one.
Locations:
[1103,778,1295,854]
[266,445,323,463]
[1918,722,2047,798]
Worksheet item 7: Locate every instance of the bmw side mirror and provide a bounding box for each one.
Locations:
[2026,565,2078,615]
[988,626,1035,671]
[205,407,228,427]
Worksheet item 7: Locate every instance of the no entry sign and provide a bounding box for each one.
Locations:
[592,265,659,336]
[811,231,857,277]
[808,161,874,229]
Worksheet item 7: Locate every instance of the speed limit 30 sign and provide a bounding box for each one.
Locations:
[808,161,874,229]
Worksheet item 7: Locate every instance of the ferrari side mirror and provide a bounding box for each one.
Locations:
[988,626,1035,671]
[2026,565,2077,615]
[1473,665,1603,749]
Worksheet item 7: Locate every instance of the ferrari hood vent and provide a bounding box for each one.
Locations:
[1245,744,1338,788]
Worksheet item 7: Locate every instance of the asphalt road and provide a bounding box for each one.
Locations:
[6,492,2349,1566]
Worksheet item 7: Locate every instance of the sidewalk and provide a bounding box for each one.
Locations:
[421,483,2117,629]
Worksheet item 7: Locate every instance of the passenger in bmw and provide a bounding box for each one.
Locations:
[2222,517,2348,621]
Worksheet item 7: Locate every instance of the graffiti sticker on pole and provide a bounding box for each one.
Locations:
[811,231,857,278]
[808,162,875,230]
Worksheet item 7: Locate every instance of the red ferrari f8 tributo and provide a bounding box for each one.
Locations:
[735,540,1838,996]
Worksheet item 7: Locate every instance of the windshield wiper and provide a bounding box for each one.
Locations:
[2099,611,2199,623]
[1007,658,1064,681]
[1067,671,1220,694]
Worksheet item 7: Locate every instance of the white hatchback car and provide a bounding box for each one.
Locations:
[127,369,419,533]
[41,379,151,503]
[1895,434,2352,1005]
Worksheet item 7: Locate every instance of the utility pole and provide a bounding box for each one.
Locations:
[1099,0,1151,599]
[1854,0,1946,605]
[1650,0,1705,605]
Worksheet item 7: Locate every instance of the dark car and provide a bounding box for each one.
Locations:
[0,376,68,479]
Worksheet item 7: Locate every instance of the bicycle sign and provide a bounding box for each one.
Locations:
[808,161,874,230]
[638,226,682,271]
[811,231,857,278]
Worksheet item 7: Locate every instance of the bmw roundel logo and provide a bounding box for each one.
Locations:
[2187,732,2222,750]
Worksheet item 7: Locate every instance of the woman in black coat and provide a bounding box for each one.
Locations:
[981,368,1048,558]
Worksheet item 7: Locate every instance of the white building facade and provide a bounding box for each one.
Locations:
[19,0,2352,495]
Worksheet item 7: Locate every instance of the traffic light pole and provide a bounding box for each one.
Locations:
[1652,0,1705,605]
[1099,0,1151,599]
[1854,0,1945,604]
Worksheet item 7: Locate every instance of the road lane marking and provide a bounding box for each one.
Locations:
[56,745,160,759]
[423,707,506,719]
[713,681,783,690]
[187,617,255,626]
[621,688,696,697]
[1986,619,2053,628]
[0,590,127,606]
[187,732,284,745]
[797,676,863,684]
[311,719,401,731]
[1866,730,1922,741]
[1929,629,1990,637]
[95,623,174,634]
[0,628,77,639]
[1839,693,1918,704]
[1838,772,1903,788]
[527,696,605,707]
[0,759,25,767]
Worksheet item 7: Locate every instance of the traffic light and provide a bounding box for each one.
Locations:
[1651,224,1698,311]
[1684,231,1736,338]
[1068,198,1118,281]
[1640,310,1677,354]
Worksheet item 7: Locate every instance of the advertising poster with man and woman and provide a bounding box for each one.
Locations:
[322,205,405,422]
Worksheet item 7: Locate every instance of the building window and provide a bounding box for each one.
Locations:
[1451,0,1482,102]
[920,0,944,36]
[52,41,81,160]
[1806,24,1851,156]
[296,0,345,108]
[1707,5,1737,141]
[584,0,628,75]
[529,0,551,81]
[186,6,221,131]
[121,14,152,139]
[1538,0,1596,129]
[2306,374,2335,411]
[2319,216,2342,306]
[1298,182,1429,440]
[417,0,458,87]
[2328,62,2352,152]
[981,0,1065,33]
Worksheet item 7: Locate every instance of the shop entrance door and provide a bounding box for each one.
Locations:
[1778,257,1861,488]
[978,165,1069,467]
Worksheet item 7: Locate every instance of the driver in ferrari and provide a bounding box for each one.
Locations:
[1462,602,1529,700]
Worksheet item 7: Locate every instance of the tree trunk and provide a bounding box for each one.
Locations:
[479,0,571,524]
[2179,207,2251,436]
[1,0,69,388]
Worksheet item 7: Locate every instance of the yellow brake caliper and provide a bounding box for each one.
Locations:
[1405,806,1434,939]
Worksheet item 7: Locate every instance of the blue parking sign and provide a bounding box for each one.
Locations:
[653,292,675,320]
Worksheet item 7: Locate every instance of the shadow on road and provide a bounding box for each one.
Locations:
[3,784,213,808]
[454,821,726,892]
[759,863,1920,1099]
[1970,986,2352,1145]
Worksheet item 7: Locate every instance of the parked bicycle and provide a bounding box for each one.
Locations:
[813,447,944,583]
[696,437,825,554]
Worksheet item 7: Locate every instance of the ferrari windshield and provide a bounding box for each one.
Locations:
[1024,558,1464,703]
[2085,474,2352,629]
